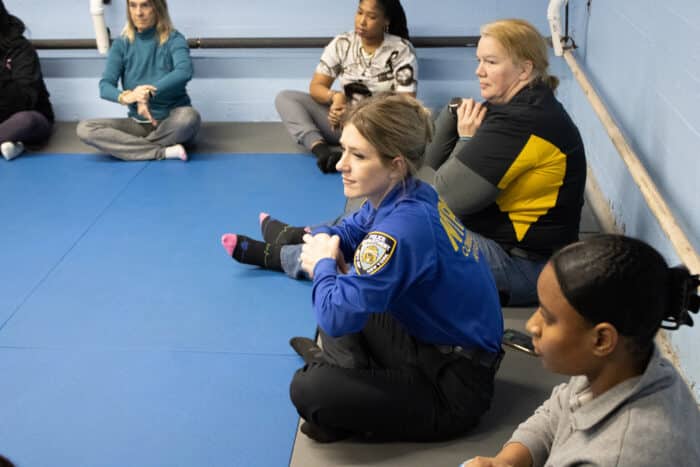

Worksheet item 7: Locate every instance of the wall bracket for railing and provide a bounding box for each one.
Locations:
[31,36,480,50]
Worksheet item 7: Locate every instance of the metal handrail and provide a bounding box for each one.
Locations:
[563,48,700,277]
[30,35,479,50]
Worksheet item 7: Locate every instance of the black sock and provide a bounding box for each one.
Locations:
[232,235,282,271]
[261,215,307,245]
[312,143,340,174]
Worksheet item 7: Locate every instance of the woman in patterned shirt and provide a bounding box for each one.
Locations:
[275,0,418,173]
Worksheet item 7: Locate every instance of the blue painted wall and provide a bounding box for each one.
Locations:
[563,0,700,396]
[6,0,553,120]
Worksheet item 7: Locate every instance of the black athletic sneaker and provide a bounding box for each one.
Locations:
[300,421,350,443]
[289,336,323,364]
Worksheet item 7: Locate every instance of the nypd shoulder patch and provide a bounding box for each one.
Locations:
[354,231,397,275]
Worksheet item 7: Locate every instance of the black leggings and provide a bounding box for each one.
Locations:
[0,111,51,145]
[289,313,497,441]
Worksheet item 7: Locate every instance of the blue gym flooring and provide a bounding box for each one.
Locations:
[0,153,346,467]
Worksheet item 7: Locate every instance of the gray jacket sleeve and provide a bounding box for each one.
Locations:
[424,105,499,216]
[507,382,569,467]
[433,142,499,217]
[424,104,458,169]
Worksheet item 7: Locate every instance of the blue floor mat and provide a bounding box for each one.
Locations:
[0,154,146,325]
[0,347,300,467]
[0,153,346,466]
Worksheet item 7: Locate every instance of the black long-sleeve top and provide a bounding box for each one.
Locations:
[0,35,54,123]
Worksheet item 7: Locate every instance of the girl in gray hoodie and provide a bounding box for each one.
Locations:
[464,234,700,467]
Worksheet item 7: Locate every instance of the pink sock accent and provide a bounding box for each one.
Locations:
[259,212,270,227]
[221,233,237,256]
[180,148,188,161]
[304,226,311,233]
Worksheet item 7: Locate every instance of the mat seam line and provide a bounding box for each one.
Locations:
[0,162,152,332]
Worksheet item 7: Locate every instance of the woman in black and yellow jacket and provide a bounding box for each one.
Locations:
[425,19,586,306]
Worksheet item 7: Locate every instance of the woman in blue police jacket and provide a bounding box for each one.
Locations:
[285,94,503,443]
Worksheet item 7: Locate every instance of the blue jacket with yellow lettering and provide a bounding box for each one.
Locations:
[312,178,503,353]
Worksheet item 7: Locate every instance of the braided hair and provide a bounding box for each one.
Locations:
[372,0,410,40]
[551,234,699,358]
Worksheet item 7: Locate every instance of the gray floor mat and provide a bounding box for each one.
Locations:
[33,121,305,155]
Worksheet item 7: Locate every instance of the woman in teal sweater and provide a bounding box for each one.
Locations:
[77,0,200,161]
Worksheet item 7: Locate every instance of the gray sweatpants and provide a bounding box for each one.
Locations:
[76,106,201,161]
[275,90,341,150]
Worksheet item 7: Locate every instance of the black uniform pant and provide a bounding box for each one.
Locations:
[289,313,499,441]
